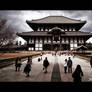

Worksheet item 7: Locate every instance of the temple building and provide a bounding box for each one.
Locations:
[17,16,92,51]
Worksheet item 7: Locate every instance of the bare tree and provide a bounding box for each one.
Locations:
[0,18,15,49]
[0,19,6,30]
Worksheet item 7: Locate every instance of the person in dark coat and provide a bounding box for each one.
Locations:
[43,57,49,73]
[72,65,84,82]
[67,57,73,73]
[24,62,31,77]
[15,57,19,71]
[17,58,22,71]
[90,57,92,68]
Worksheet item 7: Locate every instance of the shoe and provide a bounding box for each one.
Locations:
[26,75,30,77]
[44,71,47,73]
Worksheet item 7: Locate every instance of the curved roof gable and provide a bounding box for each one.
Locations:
[26,16,86,24]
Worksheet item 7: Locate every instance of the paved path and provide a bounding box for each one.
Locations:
[51,56,61,82]
[0,53,92,82]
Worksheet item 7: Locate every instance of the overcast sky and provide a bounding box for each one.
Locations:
[0,10,92,43]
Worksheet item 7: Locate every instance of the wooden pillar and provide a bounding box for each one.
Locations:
[69,37,70,50]
[42,37,44,50]
[84,37,86,46]
[34,37,35,51]
[51,37,53,51]
[60,36,61,51]
[27,38,29,51]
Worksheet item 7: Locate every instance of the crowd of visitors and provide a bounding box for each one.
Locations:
[63,56,84,82]
[14,51,87,82]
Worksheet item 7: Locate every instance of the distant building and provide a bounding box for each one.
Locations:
[86,43,92,50]
[17,16,92,51]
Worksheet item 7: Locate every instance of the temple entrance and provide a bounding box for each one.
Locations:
[43,44,51,50]
[62,44,70,50]
[53,44,60,51]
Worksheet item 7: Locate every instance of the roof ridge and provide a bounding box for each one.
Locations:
[28,15,86,22]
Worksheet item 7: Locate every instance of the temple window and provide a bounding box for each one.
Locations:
[49,29,51,32]
[36,38,38,43]
[69,28,72,31]
[62,38,64,43]
[40,39,42,43]
[66,38,69,43]
[74,38,77,43]
[29,47,34,51]
[65,29,67,31]
[37,28,40,31]
[73,28,75,31]
[45,28,48,31]
[41,28,43,31]
[70,38,73,43]
[48,38,51,43]
[44,37,47,43]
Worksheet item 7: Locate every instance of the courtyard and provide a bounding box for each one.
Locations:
[0,52,92,82]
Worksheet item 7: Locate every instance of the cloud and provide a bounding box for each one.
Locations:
[0,10,92,43]
[0,10,92,32]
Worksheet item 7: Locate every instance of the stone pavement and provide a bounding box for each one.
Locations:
[0,53,92,82]
[51,56,61,82]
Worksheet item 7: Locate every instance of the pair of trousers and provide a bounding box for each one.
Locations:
[68,67,72,73]
[64,67,67,73]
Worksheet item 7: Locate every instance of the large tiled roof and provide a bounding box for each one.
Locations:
[17,31,51,36]
[17,31,92,37]
[26,16,86,24]
[65,31,92,36]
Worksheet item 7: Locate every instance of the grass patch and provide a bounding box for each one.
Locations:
[75,53,91,61]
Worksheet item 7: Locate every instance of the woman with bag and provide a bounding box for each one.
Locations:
[15,57,22,71]
[43,57,49,73]
[15,57,18,71]
[24,62,31,77]
[72,65,84,82]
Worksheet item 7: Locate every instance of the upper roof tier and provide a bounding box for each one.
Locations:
[26,16,86,24]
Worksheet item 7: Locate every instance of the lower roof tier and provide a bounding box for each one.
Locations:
[17,31,92,37]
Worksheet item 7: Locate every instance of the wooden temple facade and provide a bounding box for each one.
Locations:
[17,16,92,51]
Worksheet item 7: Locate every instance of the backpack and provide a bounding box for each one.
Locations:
[38,58,40,62]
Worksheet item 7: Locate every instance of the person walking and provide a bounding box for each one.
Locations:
[15,57,19,71]
[30,56,32,64]
[27,56,32,65]
[24,62,31,77]
[43,57,49,73]
[17,58,22,71]
[64,59,68,74]
[72,65,84,82]
[90,57,92,68]
[73,54,75,58]
[67,57,73,73]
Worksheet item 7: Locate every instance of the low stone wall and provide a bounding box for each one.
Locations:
[0,52,41,68]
